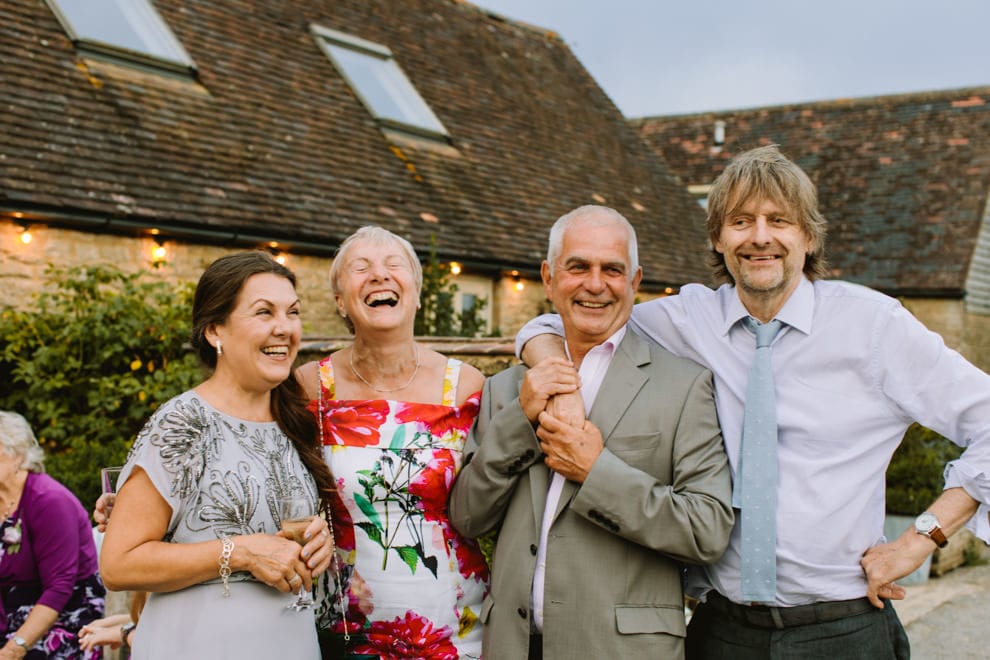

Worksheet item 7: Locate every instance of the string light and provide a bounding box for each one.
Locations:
[151,237,167,264]
[449,261,462,276]
[268,244,287,265]
[509,271,524,292]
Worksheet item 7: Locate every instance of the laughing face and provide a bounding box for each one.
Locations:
[715,197,813,313]
[207,272,301,393]
[335,237,419,335]
[542,217,641,362]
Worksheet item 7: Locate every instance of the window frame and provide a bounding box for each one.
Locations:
[310,24,449,141]
[45,0,196,74]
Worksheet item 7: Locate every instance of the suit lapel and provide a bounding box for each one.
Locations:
[551,332,651,523]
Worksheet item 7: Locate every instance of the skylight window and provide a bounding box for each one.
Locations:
[311,25,448,139]
[46,0,194,72]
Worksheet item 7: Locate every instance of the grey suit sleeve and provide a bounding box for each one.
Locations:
[449,371,543,538]
[570,368,733,564]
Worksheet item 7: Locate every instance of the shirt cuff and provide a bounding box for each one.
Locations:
[944,460,990,543]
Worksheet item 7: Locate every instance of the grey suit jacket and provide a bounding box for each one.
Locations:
[449,330,733,660]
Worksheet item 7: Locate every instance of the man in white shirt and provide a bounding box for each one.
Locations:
[449,206,733,659]
[516,145,990,659]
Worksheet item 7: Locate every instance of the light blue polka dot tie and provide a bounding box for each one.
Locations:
[739,317,783,603]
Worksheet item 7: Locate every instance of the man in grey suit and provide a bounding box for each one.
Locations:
[448,205,734,659]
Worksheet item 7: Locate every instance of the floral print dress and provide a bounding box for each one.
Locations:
[313,356,488,659]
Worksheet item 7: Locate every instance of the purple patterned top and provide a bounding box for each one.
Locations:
[0,472,99,622]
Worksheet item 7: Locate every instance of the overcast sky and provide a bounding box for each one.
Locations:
[475,0,990,118]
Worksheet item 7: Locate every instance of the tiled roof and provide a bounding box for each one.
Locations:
[0,0,710,286]
[633,87,990,295]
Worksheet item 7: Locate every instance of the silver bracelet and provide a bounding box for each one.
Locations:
[219,536,234,597]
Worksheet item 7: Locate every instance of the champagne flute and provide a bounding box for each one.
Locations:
[100,466,123,519]
[277,494,316,610]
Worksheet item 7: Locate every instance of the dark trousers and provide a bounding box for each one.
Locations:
[686,597,910,660]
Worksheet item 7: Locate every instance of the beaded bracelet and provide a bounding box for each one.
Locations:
[219,536,234,597]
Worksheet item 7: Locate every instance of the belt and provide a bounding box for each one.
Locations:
[705,591,875,630]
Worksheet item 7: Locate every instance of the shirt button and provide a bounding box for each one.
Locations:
[517,607,528,619]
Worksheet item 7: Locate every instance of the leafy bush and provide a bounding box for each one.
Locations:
[885,423,963,515]
[0,264,204,506]
[415,236,490,337]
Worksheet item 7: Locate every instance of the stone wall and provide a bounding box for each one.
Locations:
[1,221,349,337]
[901,297,990,373]
[2,222,516,338]
[10,222,989,371]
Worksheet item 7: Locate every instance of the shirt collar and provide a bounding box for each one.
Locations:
[563,325,627,361]
[719,277,815,336]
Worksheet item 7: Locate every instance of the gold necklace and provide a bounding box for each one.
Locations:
[1,485,19,520]
[349,344,421,393]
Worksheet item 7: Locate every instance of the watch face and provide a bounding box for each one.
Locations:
[915,512,937,533]
[13,637,28,648]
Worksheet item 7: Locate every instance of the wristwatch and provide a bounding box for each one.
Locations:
[12,636,29,652]
[914,511,948,548]
[121,622,137,655]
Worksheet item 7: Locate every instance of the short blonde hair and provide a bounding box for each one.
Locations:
[706,145,828,284]
[328,226,423,330]
[0,411,45,473]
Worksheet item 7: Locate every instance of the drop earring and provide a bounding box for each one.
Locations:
[216,340,223,357]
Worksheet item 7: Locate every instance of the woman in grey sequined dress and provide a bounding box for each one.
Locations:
[99,252,337,659]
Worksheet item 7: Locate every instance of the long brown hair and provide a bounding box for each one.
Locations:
[190,251,334,506]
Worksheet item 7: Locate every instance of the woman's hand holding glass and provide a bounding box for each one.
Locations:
[93,466,123,532]
[293,515,335,576]
[276,495,318,609]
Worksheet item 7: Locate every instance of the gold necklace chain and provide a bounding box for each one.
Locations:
[348,344,421,393]
[1,476,20,520]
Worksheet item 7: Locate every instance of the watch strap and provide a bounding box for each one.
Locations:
[927,525,948,548]
[120,622,137,655]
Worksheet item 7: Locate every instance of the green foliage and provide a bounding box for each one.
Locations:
[885,423,963,515]
[414,236,490,337]
[0,264,204,507]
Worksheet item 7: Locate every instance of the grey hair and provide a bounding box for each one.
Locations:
[329,226,423,296]
[0,411,45,473]
[547,205,639,273]
[328,226,423,332]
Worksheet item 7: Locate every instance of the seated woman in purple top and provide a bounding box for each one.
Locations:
[0,411,105,660]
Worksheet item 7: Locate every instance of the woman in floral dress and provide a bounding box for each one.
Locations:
[297,226,488,659]
[0,411,105,660]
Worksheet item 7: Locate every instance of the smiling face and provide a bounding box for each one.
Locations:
[543,216,642,362]
[206,272,301,393]
[715,196,814,317]
[335,236,419,336]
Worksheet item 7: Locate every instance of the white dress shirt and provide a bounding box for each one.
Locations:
[531,326,625,629]
[517,277,990,606]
